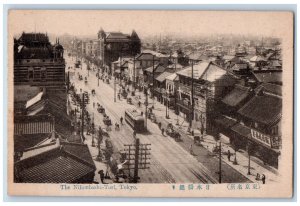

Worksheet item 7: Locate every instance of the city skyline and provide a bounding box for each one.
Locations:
[9,10,289,39]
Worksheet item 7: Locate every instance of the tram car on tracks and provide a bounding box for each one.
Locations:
[124,109,145,133]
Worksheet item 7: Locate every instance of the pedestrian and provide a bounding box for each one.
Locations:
[138,101,141,107]
[161,128,164,136]
[261,174,266,184]
[93,102,95,108]
[120,116,123,125]
[227,150,231,161]
[98,170,105,184]
[158,122,162,130]
[255,173,261,181]
[190,144,194,155]
[141,111,143,116]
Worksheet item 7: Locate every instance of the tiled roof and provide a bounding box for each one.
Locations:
[14,133,51,152]
[177,62,210,79]
[222,85,251,107]
[250,55,266,62]
[165,73,178,81]
[61,142,95,166]
[253,71,282,84]
[215,115,237,128]
[145,64,166,73]
[231,123,251,139]
[15,140,96,183]
[254,83,282,96]
[201,63,227,82]
[155,72,173,82]
[238,94,282,125]
[106,32,129,39]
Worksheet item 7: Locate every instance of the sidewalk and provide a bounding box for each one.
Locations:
[130,89,281,184]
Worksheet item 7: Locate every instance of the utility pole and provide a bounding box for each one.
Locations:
[124,139,151,183]
[145,87,148,131]
[152,55,155,101]
[67,71,70,92]
[219,139,222,184]
[98,67,100,86]
[133,138,140,182]
[133,56,136,91]
[81,93,85,142]
[247,141,251,175]
[190,60,194,128]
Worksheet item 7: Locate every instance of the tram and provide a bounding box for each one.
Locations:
[124,109,145,133]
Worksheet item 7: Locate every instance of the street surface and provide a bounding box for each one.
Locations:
[66,55,250,183]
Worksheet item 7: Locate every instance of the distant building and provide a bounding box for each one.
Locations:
[98,28,141,72]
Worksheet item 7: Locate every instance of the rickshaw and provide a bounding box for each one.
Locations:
[166,123,181,141]
[150,113,156,123]
[103,116,112,126]
[85,77,88,84]
[193,129,204,146]
[91,89,96,96]
[127,97,132,104]
[121,90,128,98]
[98,105,105,113]
[106,78,110,84]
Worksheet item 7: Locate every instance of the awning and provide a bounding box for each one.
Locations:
[231,123,251,138]
[215,116,237,128]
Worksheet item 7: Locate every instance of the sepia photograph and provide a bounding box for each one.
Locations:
[6,9,294,198]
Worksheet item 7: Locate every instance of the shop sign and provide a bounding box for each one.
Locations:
[250,129,271,147]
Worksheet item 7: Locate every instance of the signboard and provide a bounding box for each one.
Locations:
[250,129,271,148]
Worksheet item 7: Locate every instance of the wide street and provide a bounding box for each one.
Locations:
[66,55,250,184]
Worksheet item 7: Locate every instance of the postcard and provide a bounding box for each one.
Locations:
[7,10,294,197]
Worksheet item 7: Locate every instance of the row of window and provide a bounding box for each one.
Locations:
[28,67,47,81]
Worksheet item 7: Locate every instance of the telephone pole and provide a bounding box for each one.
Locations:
[190,60,194,128]
[81,93,85,142]
[97,67,100,86]
[219,140,222,183]
[124,138,151,183]
[152,55,155,107]
[145,87,148,131]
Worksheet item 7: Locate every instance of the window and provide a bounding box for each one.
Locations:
[34,68,41,80]
[27,60,30,63]
[41,67,47,81]
[28,68,34,80]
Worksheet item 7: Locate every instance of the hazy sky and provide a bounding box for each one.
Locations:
[9,10,292,39]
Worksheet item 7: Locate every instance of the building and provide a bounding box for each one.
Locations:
[217,82,282,168]
[14,138,96,183]
[164,73,179,110]
[14,32,65,88]
[176,61,237,133]
[98,28,141,72]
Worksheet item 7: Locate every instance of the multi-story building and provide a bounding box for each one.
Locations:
[98,28,141,73]
[14,32,65,88]
[176,61,237,133]
[218,82,282,168]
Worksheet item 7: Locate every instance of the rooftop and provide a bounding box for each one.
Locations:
[15,139,96,183]
[222,85,252,107]
[238,94,282,125]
